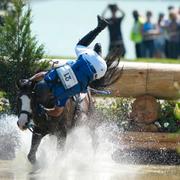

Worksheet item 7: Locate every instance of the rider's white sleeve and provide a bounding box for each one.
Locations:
[75,45,89,57]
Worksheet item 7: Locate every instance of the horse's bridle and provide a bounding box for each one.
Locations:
[18,101,42,135]
[17,92,36,131]
[18,110,32,123]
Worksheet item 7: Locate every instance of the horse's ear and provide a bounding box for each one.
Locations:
[16,80,22,89]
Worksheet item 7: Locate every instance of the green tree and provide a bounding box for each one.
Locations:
[0,0,13,11]
[0,0,45,110]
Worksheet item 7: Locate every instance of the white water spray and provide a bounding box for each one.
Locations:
[0,114,141,180]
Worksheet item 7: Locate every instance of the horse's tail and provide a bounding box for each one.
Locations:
[90,47,123,89]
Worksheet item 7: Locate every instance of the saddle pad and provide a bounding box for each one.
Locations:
[56,64,78,89]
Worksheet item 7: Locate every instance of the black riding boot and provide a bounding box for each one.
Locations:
[77,15,108,47]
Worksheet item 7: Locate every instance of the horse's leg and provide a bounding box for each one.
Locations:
[74,93,93,126]
[27,133,45,164]
[56,124,67,150]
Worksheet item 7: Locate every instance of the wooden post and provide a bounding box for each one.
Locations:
[130,95,160,124]
[117,132,180,150]
[109,62,180,99]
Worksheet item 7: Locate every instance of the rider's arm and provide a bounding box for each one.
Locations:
[45,106,64,117]
[117,7,125,18]
[44,97,68,118]
[29,71,47,82]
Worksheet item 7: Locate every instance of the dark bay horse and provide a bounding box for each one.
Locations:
[16,48,122,164]
[17,81,94,164]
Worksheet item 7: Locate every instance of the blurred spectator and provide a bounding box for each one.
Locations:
[130,10,144,58]
[154,13,166,58]
[166,10,180,59]
[168,6,175,11]
[102,4,126,57]
[164,5,175,57]
[142,11,158,58]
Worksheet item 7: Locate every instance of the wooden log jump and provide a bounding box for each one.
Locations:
[109,62,180,100]
[117,132,180,150]
[118,132,180,143]
[46,59,180,152]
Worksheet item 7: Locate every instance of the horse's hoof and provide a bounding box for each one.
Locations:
[27,153,36,164]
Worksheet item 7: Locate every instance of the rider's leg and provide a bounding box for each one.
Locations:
[77,15,108,47]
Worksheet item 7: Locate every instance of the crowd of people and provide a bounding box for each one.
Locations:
[1,3,180,59]
[102,4,180,59]
[131,6,180,59]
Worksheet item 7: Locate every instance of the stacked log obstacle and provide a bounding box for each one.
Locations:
[47,59,180,151]
[117,132,180,150]
[107,62,180,132]
[109,62,180,99]
[108,62,180,151]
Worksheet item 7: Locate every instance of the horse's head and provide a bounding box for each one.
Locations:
[16,79,33,130]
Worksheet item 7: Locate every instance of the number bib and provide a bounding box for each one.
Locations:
[56,64,78,89]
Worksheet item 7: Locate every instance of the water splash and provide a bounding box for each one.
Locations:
[0,114,142,180]
[1,115,180,180]
[31,122,122,180]
[0,114,20,160]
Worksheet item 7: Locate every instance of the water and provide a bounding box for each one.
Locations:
[29,0,179,59]
[0,114,180,179]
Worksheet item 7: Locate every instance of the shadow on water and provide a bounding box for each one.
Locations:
[113,149,180,165]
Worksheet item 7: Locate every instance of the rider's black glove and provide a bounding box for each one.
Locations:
[36,104,48,121]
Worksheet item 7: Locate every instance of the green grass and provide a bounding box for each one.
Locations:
[130,58,180,64]
[44,55,180,64]
[43,55,76,60]
[0,90,7,98]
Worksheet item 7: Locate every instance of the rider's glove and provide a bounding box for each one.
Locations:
[37,104,48,121]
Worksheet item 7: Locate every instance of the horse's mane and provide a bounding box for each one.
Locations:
[90,47,123,89]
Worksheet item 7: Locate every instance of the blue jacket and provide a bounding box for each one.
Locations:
[44,55,96,107]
